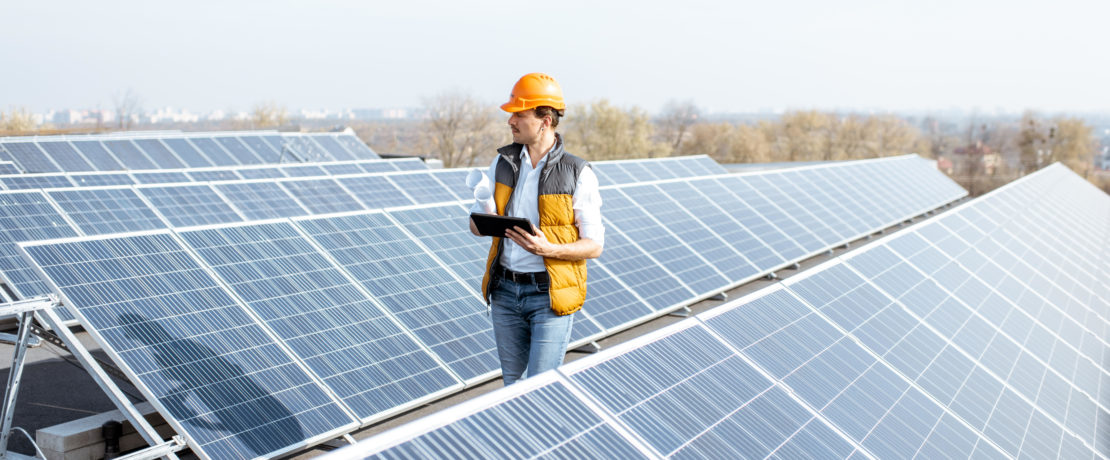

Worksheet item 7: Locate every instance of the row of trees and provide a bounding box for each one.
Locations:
[409,91,1104,196]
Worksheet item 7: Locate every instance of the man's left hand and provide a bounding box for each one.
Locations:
[505,225,555,257]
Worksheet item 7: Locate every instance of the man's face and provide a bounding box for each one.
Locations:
[508,110,544,144]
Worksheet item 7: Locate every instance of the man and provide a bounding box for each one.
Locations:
[469,72,604,385]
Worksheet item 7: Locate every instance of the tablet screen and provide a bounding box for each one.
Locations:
[470,213,535,237]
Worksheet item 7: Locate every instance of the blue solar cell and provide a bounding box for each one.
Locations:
[188,138,239,166]
[215,182,308,219]
[387,204,487,288]
[132,139,186,169]
[336,176,414,208]
[354,161,396,174]
[1,174,75,190]
[258,135,286,156]
[594,163,633,185]
[621,184,758,283]
[69,172,135,187]
[796,167,886,232]
[280,164,328,177]
[697,177,808,261]
[3,142,59,173]
[593,230,693,312]
[741,174,837,250]
[131,171,191,184]
[70,140,125,171]
[235,167,284,180]
[715,176,817,258]
[657,180,786,271]
[356,378,642,458]
[279,178,365,214]
[580,259,653,331]
[601,188,728,295]
[386,158,428,171]
[659,157,697,178]
[38,141,96,171]
[102,140,158,170]
[283,137,329,162]
[179,222,461,422]
[334,135,379,159]
[46,188,166,235]
[688,156,728,175]
[187,170,242,182]
[320,163,364,176]
[309,135,357,161]
[0,147,13,164]
[386,172,459,204]
[137,184,244,227]
[295,212,499,382]
[428,169,474,201]
[619,161,663,182]
[21,233,358,459]
[775,170,860,239]
[0,191,80,299]
[237,136,281,162]
[0,162,19,174]
[215,137,265,165]
[161,138,214,168]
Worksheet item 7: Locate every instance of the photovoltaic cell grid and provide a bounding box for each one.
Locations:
[45,188,166,235]
[70,140,125,171]
[0,174,75,190]
[387,204,488,288]
[2,142,60,173]
[19,233,357,460]
[215,182,309,220]
[0,191,80,298]
[178,222,460,422]
[387,172,459,204]
[295,212,500,383]
[333,163,1100,460]
[137,184,244,227]
[37,142,95,171]
[278,178,365,214]
[0,162,21,174]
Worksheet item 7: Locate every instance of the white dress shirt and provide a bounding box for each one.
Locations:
[471,144,604,272]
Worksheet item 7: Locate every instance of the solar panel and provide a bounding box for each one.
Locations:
[70,140,125,171]
[769,170,860,241]
[161,138,215,168]
[387,158,428,171]
[215,137,265,165]
[387,204,487,288]
[592,230,693,313]
[237,135,281,161]
[283,136,329,162]
[187,169,242,182]
[258,135,286,156]
[593,163,633,185]
[0,162,19,174]
[340,372,648,459]
[308,134,357,162]
[0,191,80,298]
[130,171,191,184]
[102,140,158,170]
[600,188,729,295]
[132,139,186,169]
[386,172,459,204]
[713,176,813,259]
[320,162,364,176]
[278,178,365,214]
[215,181,309,219]
[0,147,14,165]
[656,180,787,271]
[235,167,285,180]
[336,175,414,208]
[0,174,75,190]
[353,161,396,174]
[69,172,135,187]
[579,259,654,332]
[188,137,239,166]
[280,164,328,177]
[2,142,60,173]
[688,155,728,175]
[618,161,663,182]
[37,141,96,171]
[178,221,461,422]
[334,135,379,159]
[620,184,759,283]
[658,157,697,178]
[428,169,475,201]
[741,174,839,250]
[137,184,244,227]
[295,211,500,383]
[20,232,359,459]
[46,187,166,235]
[794,167,888,232]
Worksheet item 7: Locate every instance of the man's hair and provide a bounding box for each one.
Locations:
[534,106,563,129]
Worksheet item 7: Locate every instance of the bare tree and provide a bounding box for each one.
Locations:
[112,88,143,129]
[659,100,701,156]
[0,107,37,133]
[251,101,289,128]
[564,99,670,161]
[420,90,504,168]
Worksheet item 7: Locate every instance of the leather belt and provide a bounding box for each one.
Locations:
[493,265,549,284]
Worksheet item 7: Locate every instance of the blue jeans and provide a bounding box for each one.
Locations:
[489,277,575,385]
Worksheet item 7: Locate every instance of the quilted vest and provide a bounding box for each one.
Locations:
[481,134,589,315]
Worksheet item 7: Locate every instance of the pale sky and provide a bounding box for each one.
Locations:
[2,0,1106,114]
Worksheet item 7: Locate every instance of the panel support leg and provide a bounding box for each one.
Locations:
[573,342,601,353]
[0,312,34,458]
[667,306,691,318]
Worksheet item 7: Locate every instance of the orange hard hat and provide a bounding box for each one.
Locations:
[500,73,565,113]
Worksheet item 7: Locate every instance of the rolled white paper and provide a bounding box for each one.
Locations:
[466,169,495,213]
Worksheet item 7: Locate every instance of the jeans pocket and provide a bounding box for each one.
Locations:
[536,281,550,293]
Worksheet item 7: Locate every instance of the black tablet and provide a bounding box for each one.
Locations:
[470,213,535,237]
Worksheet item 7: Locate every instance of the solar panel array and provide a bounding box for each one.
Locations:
[18,154,968,458]
[332,163,1109,459]
[0,131,377,173]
